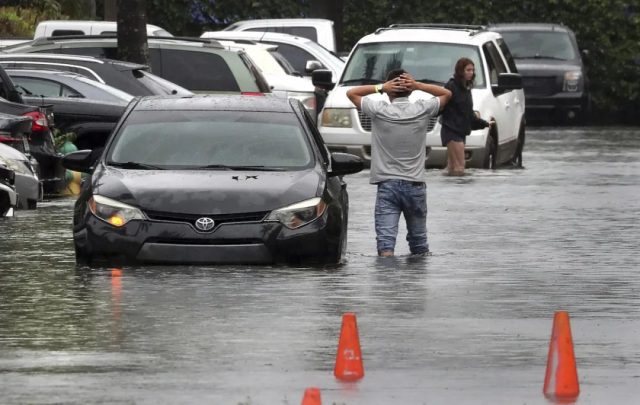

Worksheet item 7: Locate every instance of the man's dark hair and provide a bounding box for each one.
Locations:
[385,68,410,97]
[386,68,407,81]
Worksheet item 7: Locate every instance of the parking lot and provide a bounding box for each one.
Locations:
[0,126,639,404]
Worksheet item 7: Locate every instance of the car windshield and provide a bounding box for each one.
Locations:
[341,42,485,87]
[499,31,577,60]
[107,110,313,170]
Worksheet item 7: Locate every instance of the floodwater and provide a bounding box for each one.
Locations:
[0,127,639,404]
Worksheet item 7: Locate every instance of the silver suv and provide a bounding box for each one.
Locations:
[2,35,271,94]
[314,24,526,168]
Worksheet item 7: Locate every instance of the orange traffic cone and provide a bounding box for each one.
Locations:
[543,311,580,400]
[300,387,321,405]
[334,312,364,381]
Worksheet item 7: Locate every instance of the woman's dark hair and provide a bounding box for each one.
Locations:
[453,57,475,88]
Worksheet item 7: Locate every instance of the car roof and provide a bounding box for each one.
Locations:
[201,31,313,45]
[134,94,295,113]
[488,23,572,33]
[360,24,502,46]
[0,53,148,70]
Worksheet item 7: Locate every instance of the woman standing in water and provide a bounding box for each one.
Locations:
[441,57,492,176]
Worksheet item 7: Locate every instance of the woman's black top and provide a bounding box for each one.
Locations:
[441,78,489,137]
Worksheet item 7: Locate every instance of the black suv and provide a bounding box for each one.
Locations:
[489,23,590,124]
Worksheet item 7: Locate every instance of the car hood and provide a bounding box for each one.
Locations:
[92,166,323,215]
[514,58,582,75]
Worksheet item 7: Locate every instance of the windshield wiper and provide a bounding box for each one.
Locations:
[199,164,285,171]
[341,78,383,85]
[517,55,568,61]
[108,161,164,170]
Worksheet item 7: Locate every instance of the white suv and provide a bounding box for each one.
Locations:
[314,24,526,168]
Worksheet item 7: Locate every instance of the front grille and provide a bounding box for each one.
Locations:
[522,76,560,96]
[358,111,437,132]
[144,210,269,229]
[147,237,263,246]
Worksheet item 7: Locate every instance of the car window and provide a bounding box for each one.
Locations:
[160,49,240,92]
[342,41,486,87]
[135,70,193,96]
[482,41,508,86]
[51,30,85,37]
[263,42,323,76]
[496,38,518,73]
[499,31,578,60]
[245,26,319,43]
[237,52,271,93]
[108,110,313,169]
[11,76,81,98]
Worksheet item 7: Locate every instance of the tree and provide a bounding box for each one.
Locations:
[116,0,149,66]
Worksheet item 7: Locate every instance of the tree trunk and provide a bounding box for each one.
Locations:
[116,0,149,67]
[309,0,343,52]
[104,0,117,21]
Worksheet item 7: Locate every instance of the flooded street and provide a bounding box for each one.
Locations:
[1,127,639,404]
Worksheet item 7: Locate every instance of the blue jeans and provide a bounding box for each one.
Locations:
[374,180,428,254]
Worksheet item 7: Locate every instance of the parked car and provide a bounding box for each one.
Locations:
[62,95,363,265]
[313,23,526,169]
[0,53,192,97]
[34,20,172,38]
[218,40,316,116]
[200,31,345,82]
[0,66,59,195]
[2,36,271,95]
[0,38,30,49]
[223,18,337,52]
[488,23,590,124]
[0,142,41,209]
[6,68,133,103]
[0,162,17,216]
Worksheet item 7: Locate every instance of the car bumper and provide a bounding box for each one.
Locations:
[75,209,342,265]
[525,91,589,119]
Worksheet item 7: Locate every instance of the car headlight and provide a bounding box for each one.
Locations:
[564,71,582,92]
[321,108,352,128]
[88,194,145,227]
[288,91,316,111]
[266,197,327,229]
[0,157,36,177]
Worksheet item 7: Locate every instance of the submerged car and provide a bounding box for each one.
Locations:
[0,142,41,209]
[0,163,17,216]
[63,95,363,265]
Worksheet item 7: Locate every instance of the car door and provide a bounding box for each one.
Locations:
[496,38,525,138]
[482,40,517,161]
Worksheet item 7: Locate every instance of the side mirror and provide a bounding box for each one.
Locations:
[312,69,335,91]
[305,60,323,73]
[62,149,97,173]
[492,73,522,95]
[329,152,363,177]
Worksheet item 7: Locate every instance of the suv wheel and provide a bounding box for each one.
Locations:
[483,134,497,169]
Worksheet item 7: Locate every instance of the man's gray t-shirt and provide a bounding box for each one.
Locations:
[362,95,440,184]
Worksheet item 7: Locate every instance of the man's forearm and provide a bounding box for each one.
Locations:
[415,82,450,97]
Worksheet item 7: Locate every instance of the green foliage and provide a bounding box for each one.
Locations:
[0,1,66,37]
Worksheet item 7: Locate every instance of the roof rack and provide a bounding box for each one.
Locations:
[36,34,224,48]
[376,23,487,36]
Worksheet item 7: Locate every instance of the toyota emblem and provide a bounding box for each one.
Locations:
[195,217,215,232]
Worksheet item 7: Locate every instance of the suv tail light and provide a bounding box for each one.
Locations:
[22,111,49,132]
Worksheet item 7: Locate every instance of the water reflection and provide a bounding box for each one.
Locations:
[0,127,639,403]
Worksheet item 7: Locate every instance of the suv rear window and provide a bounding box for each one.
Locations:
[160,49,240,92]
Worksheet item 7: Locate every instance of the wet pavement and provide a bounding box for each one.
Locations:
[0,127,639,404]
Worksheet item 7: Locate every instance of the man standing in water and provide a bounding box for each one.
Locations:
[347,69,451,257]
